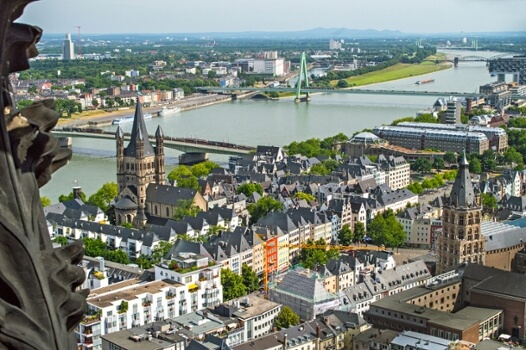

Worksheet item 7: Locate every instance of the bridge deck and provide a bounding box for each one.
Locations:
[53,129,255,156]
[198,87,487,98]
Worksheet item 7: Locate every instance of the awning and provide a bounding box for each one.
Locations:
[188,283,198,290]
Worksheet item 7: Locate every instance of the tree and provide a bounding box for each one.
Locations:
[173,199,201,221]
[16,99,33,111]
[106,249,130,264]
[292,192,316,202]
[136,254,153,269]
[444,151,457,164]
[337,79,349,88]
[247,196,283,224]
[469,158,482,174]
[121,222,134,229]
[503,147,523,167]
[167,166,199,190]
[221,268,246,301]
[275,306,300,330]
[151,241,174,264]
[411,158,432,174]
[83,238,108,257]
[88,182,118,213]
[338,224,353,245]
[353,222,366,242]
[190,161,219,178]
[208,225,225,236]
[53,236,68,246]
[299,238,340,269]
[481,193,497,211]
[407,182,423,195]
[432,157,445,170]
[92,99,99,108]
[368,209,406,248]
[242,264,259,293]
[237,183,263,197]
[309,163,330,175]
[207,70,217,79]
[41,196,52,207]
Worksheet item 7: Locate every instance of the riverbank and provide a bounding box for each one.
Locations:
[57,93,233,127]
[336,61,450,87]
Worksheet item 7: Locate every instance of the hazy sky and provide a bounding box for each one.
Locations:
[19,0,526,35]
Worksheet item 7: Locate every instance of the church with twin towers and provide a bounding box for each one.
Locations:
[114,102,166,228]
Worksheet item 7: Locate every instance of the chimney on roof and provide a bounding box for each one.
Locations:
[73,186,83,200]
[282,333,287,350]
[98,257,105,272]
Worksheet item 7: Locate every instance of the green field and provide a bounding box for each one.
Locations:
[334,61,450,87]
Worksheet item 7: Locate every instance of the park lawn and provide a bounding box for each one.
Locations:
[332,61,450,87]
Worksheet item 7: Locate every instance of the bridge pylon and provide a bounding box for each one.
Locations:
[295,52,311,103]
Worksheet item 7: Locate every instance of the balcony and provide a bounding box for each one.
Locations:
[81,314,101,325]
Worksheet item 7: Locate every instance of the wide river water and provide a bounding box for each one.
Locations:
[40,50,506,201]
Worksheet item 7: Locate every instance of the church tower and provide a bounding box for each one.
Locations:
[155,125,166,185]
[114,101,165,227]
[436,152,484,273]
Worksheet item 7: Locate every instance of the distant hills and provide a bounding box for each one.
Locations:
[40,27,526,41]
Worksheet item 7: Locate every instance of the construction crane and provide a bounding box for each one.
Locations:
[261,242,386,293]
[73,26,81,58]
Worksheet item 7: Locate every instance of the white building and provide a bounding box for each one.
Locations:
[329,39,342,50]
[78,279,189,350]
[154,252,222,310]
[62,33,75,60]
[253,58,286,76]
[125,70,140,78]
[215,295,281,342]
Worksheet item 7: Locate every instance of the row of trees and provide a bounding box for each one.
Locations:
[284,132,348,158]
[406,170,457,195]
[391,113,438,125]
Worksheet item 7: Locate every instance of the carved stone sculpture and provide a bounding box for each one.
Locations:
[0,1,88,349]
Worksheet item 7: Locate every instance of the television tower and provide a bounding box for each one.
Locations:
[74,26,81,58]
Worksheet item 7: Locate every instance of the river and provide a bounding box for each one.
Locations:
[40,49,505,201]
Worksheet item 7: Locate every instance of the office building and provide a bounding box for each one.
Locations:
[62,33,75,60]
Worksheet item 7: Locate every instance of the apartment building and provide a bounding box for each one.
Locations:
[378,155,411,190]
[78,279,191,350]
[213,295,282,342]
[155,251,222,312]
[397,204,442,249]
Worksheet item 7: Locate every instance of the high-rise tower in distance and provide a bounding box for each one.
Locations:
[62,33,75,60]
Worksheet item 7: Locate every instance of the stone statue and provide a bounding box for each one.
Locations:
[0,1,87,349]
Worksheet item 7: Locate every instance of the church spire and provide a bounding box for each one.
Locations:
[124,100,154,157]
[448,150,476,208]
